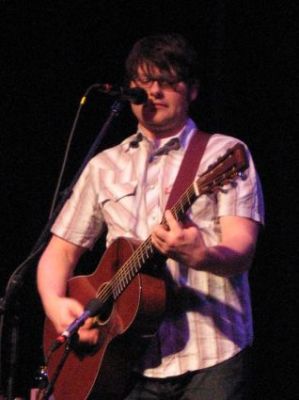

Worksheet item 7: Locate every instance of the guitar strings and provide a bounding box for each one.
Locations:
[105,167,238,299]
[93,184,196,305]
[109,184,194,296]
[92,163,238,307]
[93,237,154,304]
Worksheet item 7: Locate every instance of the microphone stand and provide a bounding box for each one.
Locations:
[0,99,125,400]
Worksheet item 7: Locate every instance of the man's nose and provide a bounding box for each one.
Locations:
[148,80,163,96]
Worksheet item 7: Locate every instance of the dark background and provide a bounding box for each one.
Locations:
[1,1,297,399]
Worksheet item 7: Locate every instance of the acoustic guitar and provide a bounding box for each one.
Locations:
[43,143,248,400]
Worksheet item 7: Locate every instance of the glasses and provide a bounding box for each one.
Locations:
[133,75,182,90]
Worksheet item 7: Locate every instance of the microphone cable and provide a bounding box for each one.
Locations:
[48,83,98,219]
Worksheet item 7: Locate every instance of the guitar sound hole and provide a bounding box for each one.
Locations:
[93,295,113,325]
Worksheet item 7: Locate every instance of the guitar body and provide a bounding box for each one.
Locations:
[43,237,166,400]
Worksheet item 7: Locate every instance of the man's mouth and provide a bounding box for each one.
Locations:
[147,102,167,109]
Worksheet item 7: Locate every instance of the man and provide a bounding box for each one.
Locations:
[37,33,264,399]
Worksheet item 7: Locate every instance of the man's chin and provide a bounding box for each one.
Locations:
[144,121,169,132]
[142,114,170,128]
[143,121,180,137]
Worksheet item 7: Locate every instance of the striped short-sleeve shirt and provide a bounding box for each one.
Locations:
[52,118,264,377]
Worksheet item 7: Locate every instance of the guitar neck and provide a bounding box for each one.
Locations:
[110,183,198,300]
[166,184,198,222]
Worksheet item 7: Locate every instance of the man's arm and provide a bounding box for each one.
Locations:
[151,210,260,277]
[37,235,98,343]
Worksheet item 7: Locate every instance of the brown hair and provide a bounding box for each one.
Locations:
[125,33,199,87]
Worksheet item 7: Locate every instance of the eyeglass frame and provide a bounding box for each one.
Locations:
[131,73,184,91]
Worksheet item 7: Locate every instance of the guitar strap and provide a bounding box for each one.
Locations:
[165,130,212,210]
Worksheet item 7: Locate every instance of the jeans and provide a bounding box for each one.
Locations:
[124,347,252,400]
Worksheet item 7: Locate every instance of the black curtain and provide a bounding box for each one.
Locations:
[1,1,297,398]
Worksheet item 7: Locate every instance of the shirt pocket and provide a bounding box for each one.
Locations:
[99,181,138,205]
[98,180,138,231]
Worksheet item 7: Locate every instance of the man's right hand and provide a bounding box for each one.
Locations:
[46,296,100,346]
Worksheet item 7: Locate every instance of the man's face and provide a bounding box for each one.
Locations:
[130,65,198,138]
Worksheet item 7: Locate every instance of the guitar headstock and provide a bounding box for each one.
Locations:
[195,143,249,195]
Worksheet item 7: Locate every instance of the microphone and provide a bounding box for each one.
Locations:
[48,298,104,352]
[94,83,148,104]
